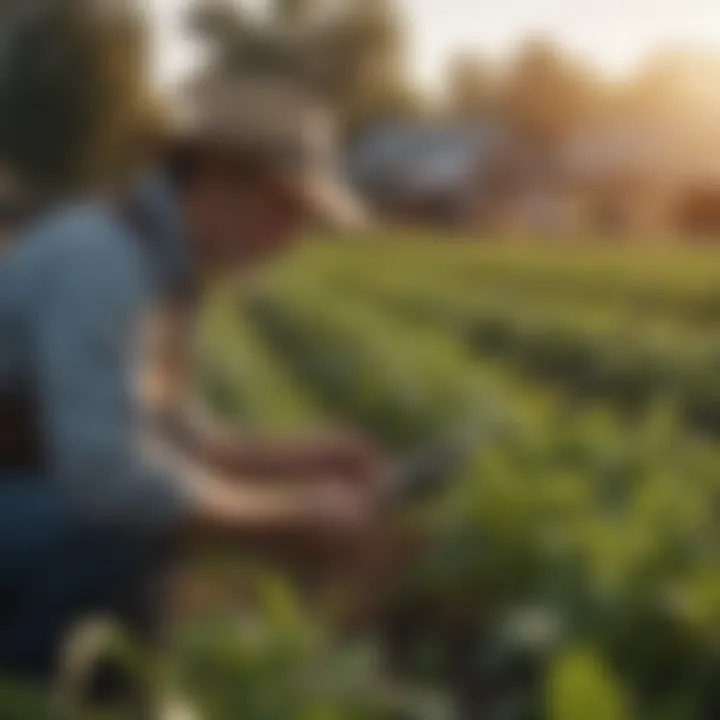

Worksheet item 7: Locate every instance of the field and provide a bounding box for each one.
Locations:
[191,236,720,720]
[13,236,720,719]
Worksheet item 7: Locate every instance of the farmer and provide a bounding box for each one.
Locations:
[0,77,378,688]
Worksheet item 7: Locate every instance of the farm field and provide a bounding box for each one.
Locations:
[191,237,720,720]
[16,236,720,720]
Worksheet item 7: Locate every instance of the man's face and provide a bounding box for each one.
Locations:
[185,154,311,275]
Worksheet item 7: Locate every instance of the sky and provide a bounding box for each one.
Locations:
[149,0,720,91]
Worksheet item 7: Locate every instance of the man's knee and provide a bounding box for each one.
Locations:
[0,524,176,683]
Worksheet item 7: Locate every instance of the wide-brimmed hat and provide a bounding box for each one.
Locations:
[168,76,367,229]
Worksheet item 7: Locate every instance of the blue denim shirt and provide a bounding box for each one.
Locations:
[0,175,196,534]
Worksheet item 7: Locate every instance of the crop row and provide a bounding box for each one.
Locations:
[195,288,321,433]
[246,290,517,450]
[329,275,720,439]
[245,284,720,718]
[305,237,720,326]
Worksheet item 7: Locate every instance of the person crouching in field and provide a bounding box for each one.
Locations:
[0,76,380,699]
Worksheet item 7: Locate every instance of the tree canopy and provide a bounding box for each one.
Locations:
[187,0,424,138]
[0,0,154,196]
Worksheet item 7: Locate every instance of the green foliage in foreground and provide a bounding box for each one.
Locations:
[0,680,75,720]
[173,579,400,720]
[0,579,420,720]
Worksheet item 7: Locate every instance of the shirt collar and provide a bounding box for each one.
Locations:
[124,171,196,302]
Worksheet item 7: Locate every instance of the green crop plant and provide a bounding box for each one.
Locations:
[184,236,720,718]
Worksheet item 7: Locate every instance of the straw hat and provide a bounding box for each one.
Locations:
[168,75,367,229]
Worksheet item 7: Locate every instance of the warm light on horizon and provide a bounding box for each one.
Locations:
[151,0,720,91]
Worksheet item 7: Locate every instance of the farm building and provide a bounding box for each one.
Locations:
[347,116,720,238]
[346,121,523,229]
[558,118,720,237]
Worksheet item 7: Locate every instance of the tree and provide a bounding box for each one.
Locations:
[187,0,423,138]
[276,0,317,25]
[624,48,720,123]
[444,52,496,120]
[0,0,154,196]
[189,0,301,80]
[500,38,603,151]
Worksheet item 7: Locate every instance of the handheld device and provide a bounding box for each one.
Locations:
[382,429,478,508]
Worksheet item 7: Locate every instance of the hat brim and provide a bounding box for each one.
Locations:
[291,170,369,231]
[304,176,369,230]
[165,127,369,231]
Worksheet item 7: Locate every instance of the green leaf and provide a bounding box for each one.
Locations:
[547,648,630,720]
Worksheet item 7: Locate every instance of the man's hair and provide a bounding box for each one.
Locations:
[163,144,205,192]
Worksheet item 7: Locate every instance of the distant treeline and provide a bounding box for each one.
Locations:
[0,0,718,193]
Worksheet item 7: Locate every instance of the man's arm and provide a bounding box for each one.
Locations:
[139,300,385,486]
[162,399,387,485]
[31,216,368,543]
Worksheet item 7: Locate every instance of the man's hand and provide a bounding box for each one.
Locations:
[296,478,376,534]
[170,410,391,495]
[181,466,376,555]
[304,429,391,486]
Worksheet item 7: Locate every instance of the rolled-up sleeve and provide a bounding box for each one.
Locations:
[30,216,195,535]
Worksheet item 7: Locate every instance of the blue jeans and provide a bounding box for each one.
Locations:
[0,480,173,682]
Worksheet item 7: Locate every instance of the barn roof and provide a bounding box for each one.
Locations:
[347,120,510,197]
